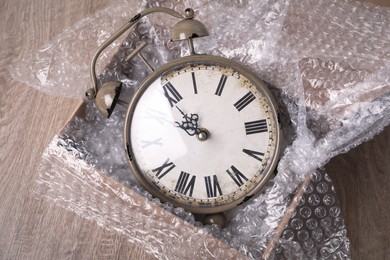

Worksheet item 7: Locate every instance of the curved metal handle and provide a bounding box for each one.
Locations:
[86,7,186,99]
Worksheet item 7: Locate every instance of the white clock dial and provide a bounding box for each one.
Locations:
[125,58,280,214]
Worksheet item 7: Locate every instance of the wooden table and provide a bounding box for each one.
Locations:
[0,0,388,259]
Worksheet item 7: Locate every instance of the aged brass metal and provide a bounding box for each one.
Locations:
[124,55,282,215]
[170,19,209,41]
[203,213,227,228]
[87,7,208,118]
[95,81,122,118]
[88,6,281,222]
[125,42,154,72]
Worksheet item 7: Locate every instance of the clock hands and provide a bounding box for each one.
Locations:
[174,106,209,141]
[174,106,199,136]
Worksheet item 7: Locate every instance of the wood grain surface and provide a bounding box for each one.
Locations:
[0,0,388,259]
[0,1,152,259]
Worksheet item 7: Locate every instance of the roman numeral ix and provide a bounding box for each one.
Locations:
[163,82,183,107]
[152,159,175,179]
[245,119,268,135]
[204,175,223,198]
[234,91,256,111]
[174,171,196,197]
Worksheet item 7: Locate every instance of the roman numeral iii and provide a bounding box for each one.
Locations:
[152,159,175,179]
[204,175,223,198]
[245,119,268,135]
[174,171,196,197]
[234,91,256,111]
[227,166,248,187]
[163,82,183,107]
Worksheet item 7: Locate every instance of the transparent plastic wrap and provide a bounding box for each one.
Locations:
[9,0,390,259]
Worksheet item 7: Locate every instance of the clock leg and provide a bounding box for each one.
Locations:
[203,212,227,228]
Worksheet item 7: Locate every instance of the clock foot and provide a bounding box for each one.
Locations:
[203,212,227,228]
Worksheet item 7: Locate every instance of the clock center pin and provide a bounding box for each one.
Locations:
[197,128,210,141]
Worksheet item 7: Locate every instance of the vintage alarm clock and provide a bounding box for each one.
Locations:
[86,7,281,227]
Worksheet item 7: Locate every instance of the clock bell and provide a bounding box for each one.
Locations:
[86,7,209,118]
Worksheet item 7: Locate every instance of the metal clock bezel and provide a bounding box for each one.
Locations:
[124,54,281,214]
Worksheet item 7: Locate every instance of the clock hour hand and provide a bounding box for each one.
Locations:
[174,106,199,136]
[174,106,210,141]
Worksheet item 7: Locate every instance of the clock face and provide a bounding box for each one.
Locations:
[125,56,280,214]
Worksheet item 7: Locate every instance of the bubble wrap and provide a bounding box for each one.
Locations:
[274,170,349,259]
[10,0,390,259]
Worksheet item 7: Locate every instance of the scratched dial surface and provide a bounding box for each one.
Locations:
[126,60,280,214]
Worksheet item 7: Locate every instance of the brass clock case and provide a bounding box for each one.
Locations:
[124,54,281,214]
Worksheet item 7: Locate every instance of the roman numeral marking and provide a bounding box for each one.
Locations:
[174,171,196,197]
[227,166,248,187]
[204,175,223,198]
[234,91,256,111]
[163,82,183,107]
[242,148,264,162]
[152,159,175,179]
[215,74,227,96]
[141,137,163,148]
[192,72,198,94]
[145,108,167,124]
[245,119,268,135]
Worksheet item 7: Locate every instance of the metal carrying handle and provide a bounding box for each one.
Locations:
[87,7,208,118]
[86,7,187,99]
